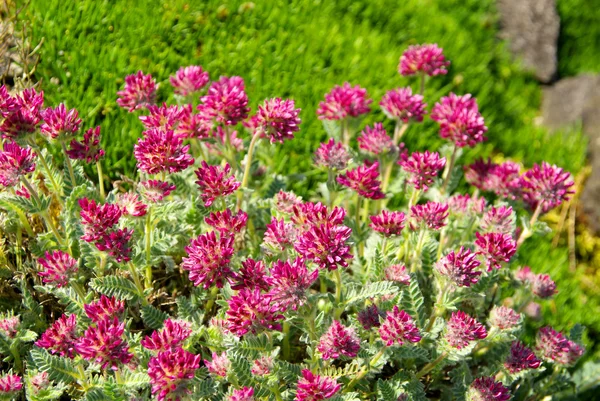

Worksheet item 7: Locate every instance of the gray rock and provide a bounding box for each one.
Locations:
[581,81,600,233]
[497,0,560,83]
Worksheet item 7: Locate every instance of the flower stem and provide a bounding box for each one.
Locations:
[128,262,148,306]
[408,188,421,208]
[21,176,65,246]
[61,142,77,187]
[341,119,350,147]
[393,122,408,145]
[33,144,64,201]
[334,269,343,319]
[282,321,291,360]
[440,144,458,194]
[415,352,447,379]
[204,286,220,319]
[236,130,261,211]
[144,207,153,290]
[419,73,426,95]
[517,203,543,248]
[345,349,386,392]
[96,161,106,201]
[71,281,87,301]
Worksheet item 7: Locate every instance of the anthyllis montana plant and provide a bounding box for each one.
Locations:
[0,44,585,401]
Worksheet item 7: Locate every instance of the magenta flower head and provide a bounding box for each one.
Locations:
[201,76,250,125]
[0,141,36,187]
[231,258,271,292]
[447,194,486,217]
[0,316,19,338]
[536,326,584,365]
[194,161,241,207]
[295,223,353,271]
[380,87,427,123]
[505,341,541,374]
[357,123,394,155]
[317,320,361,360]
[379,306,421,346]
[75,317,133,370]
[269,258,318,311]
[317,82,371,121]
[531,273,557,299]
[314,139,350,170]
[95,227,134,263]
[399,44,450,76]
[295,369,341,401]
[337,161,385,199]
[40,103,82,140]
[37,250,78,288]
[84,295,125,323]
[435,247,482,287]
[410,202,449,230]
[275,190,303,214]
[117,71,156,112]
[0,88,44,139]
[480,206,514,235]
[399,150,446,191]
[465,159,521,199]
[370,210,406,237]
[291,202,346,229]
[139,180,176,203]
[263,217,298,255]
[148,347,201,401]
[170,65,210,96]
[466,377,511,401]
[431,93,487,148]
[205,209,248,235]
[139,103,183,130]
[134,128,194,175]
[385,264,411,285]
[520,162,575,214]
[141,319,192,353]
[116,192,148,217]
[182,231,235,288]
[78,198,122,242]
[488,306,521,331]
[475,232,517,270]
[67,126,105,163]
[0,374,22,395]
[251,356,274,376]
[35,314,78,358]
[225,288,284,336]
[177,104,214,139]
[0,85,18,118]
[445,311,487,349]
[229,387,255,401]
[357,304,385,330]
[205,351,231,377]
[250,98,301,143]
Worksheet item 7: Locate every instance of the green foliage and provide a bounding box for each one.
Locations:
[140,305,168,330]
[89,276,141,301]
[29,348,80,384]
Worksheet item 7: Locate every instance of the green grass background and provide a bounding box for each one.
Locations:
[24,0,598,363]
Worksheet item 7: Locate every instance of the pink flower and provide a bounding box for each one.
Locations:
[370,210,406,236]
[275,190,303,214]
[37,250,78,288]
[205,351,231,377]
[464,159,521,199]
[229,387,255,401]
[75,317,133,370]
[399,44,450,76]
[170,65,210,96]
[0,88,44,139]
[314,139,350,170]
[317,82,371,120]
[207,126,244,155]
[0,374,22,394]
[317,320,360,360]
[531,273,557,299]
[95,227,134,263]
[182,231,235,288]
[380,87,427,123]
[201,76,250,125]
[40,103,81,139]
[0,141,36,187]
[29,372,50,393]
[84,295,125,323]
[263,217,298,255]
[524,302,542,320]
[139,103,183,130]
[384,264,411,285]
[251,356,274,376]
[67,126,105,163]
[117,71,157,112]
[357,305,384,330]
[480,206,513,235]
[467,377,511,401]
[79,198,122,242]
[225,288,283,336]
[295,369,341,401]
[399,150,446,191]
[139,180,176,203]
[134,128,194,174]
[0,316,19,338]
[357,123,394,155]
[447,194,486,216]
[536,326,584,365]
[291,202,346,229]
[410,202,449,230]
[205,209,248,235]
[141,319,192,353]
[250,98,301,143]
[0,85,18,118]
[431,93,487,148]
[337,161,385,199]
[520,162,575,213]
[379,306,421,346]
[445,311,487,349]
[176,104,214,139]
[435,247,481,287]
[35,314,78,358]
[505,341,541,373]
[474,232,517,270]
[488,306,521,331]
[515,266,534,283]
[231,258,271,292]
[194,161,241,207]
[295,223,353,271]
[116,192,148,217]
[148,347,201,401]
[269,258,318,311]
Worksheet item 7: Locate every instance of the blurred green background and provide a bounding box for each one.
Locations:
[24,0,600,373]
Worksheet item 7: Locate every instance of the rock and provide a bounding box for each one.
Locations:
[497,0,560,83]
[581,81,600,233]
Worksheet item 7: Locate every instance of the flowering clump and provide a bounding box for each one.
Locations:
[117,71,157,111]
[182,231,235,288]
[370,210,406,236]
[445,311,487,349]
[520,162,575,213]
[379,306,421,346]
[195,161,240,207]
[269,258,318,310]
[505,341,541,373]
[384,264,411,285]
[295,223,353,271]
[314,139,350,170]
[431,93,487,148]
[201,76,250,125]
[226,289,284,336]
[84,295,125,323]
[35,314,78,358]
[40,103,81,139]
[380,87,427,123]
[0,374,22,395]
[232,258,271,291]
[475,232,517,270]
[134,128,194,174]
[337,161,385,199]
[399,44,450,76]
[205,352,231,377]
[37,250,78,287]
[170,65,210,96]
[466,377,511,401]
[317,82,371,120]
[295,369,341,401]
[0,141,36,187]
[435,247,481,287]
[357,123,394,155]
[229,387,255,401]
[536,327,584,366]
[488,306,521,331]
[75,317,133,370]
[205,209,248,235]
[410,202,449,230]
[317,320,361,359]
[148,347,201,401]
[67,126,105,163]
[251,97,301,143]
[399,150,446,191]
[139,180,176,203]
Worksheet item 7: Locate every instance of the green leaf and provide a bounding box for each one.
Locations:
[449,362,472,401]
[229,352,253,387]
[224,335,270,359]
[0,193,51,215]
[345,281,397,306]
[29,348,80,384]
[393,346,430,362]
[377,379,397,401]
[90,276,140,301]
[400,277,426,327]
[140,305,168,330]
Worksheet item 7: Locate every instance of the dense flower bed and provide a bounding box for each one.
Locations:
[0,44,584,401]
